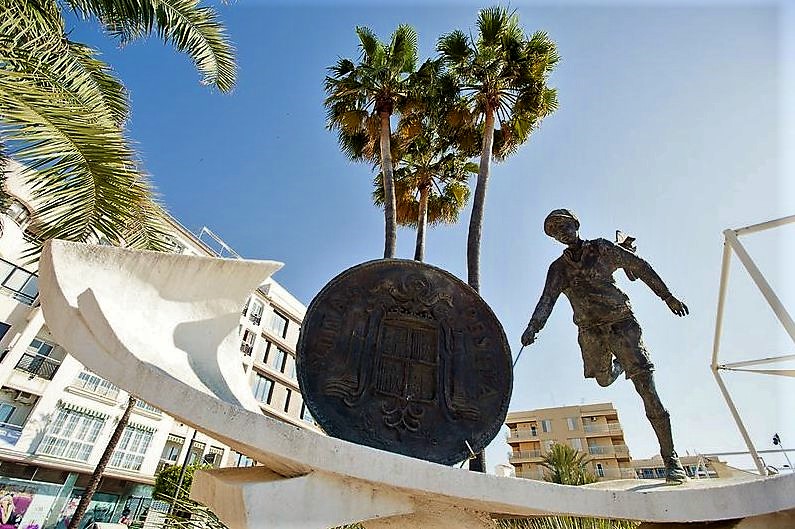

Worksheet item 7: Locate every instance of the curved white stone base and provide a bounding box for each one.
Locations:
[38,241,795,529]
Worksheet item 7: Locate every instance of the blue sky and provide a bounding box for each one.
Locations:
[69,1,794,472]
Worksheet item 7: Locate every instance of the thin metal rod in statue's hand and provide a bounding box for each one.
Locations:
[513,345,526,369]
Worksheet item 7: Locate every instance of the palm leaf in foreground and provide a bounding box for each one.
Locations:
[66,0,236,91]
[0,7,169,252]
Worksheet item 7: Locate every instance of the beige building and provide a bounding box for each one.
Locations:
[506,402,635,481]
[0,161,313,527]
[632,454,727,480]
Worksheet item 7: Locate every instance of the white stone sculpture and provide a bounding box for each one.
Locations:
[38,241,795,529]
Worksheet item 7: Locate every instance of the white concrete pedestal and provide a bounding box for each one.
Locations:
[37,241,795,529]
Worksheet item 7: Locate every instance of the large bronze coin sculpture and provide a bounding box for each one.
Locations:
[297,259,512,465]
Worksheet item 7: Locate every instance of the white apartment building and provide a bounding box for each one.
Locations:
[0,162,313,528]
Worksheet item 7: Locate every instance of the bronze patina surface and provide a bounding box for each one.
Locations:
[297,259,512,465]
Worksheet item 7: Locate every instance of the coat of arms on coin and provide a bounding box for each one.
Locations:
[297,259,512,465]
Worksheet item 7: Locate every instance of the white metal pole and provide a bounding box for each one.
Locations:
[711,367,767,475]
[724,229,795,344]
[733,214,795,237]
[711,238,733,369]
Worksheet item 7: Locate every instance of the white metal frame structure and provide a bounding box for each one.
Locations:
[711,214,795,475]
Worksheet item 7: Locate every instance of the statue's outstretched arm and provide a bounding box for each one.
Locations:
[606,241,689,317]
[522,264,563,345]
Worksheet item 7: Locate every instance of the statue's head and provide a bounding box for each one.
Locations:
[544,209,580,244]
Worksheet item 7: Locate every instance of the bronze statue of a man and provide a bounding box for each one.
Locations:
[521,209,689,484]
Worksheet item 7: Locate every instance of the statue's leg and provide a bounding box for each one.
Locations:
[631,372,687,484]
[612,318,687,484]
[579,326,618,387]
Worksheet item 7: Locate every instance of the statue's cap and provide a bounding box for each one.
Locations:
[544,209,580,236]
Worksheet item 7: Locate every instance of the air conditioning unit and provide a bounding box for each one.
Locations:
[14,391,36,405]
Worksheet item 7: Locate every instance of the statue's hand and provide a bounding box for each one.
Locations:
[665,295,689,317]
[521,325,537,346]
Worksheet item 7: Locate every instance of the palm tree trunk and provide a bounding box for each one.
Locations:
[414,184,429,261]
[467,106,496,293]
[379,111,397,259]
[467,106,495,474]
[68,396,137,529]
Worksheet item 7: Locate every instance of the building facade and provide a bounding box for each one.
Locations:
[0,161,312,528]
[632,454,725,480]
[506,402,636,481]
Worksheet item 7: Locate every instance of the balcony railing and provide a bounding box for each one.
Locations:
[135,400,162,415]
[588,445,615,456]
[240,343,253,356]
[508,450,542,461]
[249,314,262,326]
[613,444,630,455]
[15,352,61,380]
[583,423,623,434]
[507,429,538,441]
[0,258,38,306]
[0,422,23,446]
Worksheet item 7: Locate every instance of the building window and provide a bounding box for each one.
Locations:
[566,417,579,431]
[204,446,225,468]
[161,435,184,464]
[261,339,273,364]
[28,338,54,357]
[251,374,275,404]
[300,403,314,424]
[109,425,154,471]
[0,403,15,425]
[240,329,255,356]
[0,322,10,344]
[283,389,292,413]
[570,438,583,451]
[230,450,255,467]
[269,311,289,338]
[541,419,552,433]
[249,301,264,325]
[38,406,105,461]
[272,348,288,372]
[7,201,31,227]
[595,463,605,478]
[530,425,537,436]
[241,297,250,317]
[187,441,206,465]
[73,371,120,400]
[0,258,39,305]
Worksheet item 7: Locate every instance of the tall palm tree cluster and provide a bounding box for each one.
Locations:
[0,0,235,253]
[324,6,560,290]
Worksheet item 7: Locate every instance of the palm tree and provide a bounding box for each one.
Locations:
[438,6,560,291]
[373,155,474,262]
[540,443,597,486]
[0,0,236,252]
[68,396,137,529]
[372,59,476,262]
[325,24,419,258]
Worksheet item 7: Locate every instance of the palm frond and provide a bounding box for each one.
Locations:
[477,5,515,47]
[66,0,237,92]
[356,25,380,64]
[437,30,473,67]
[0,23,166,251]
[389,24,418,74]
